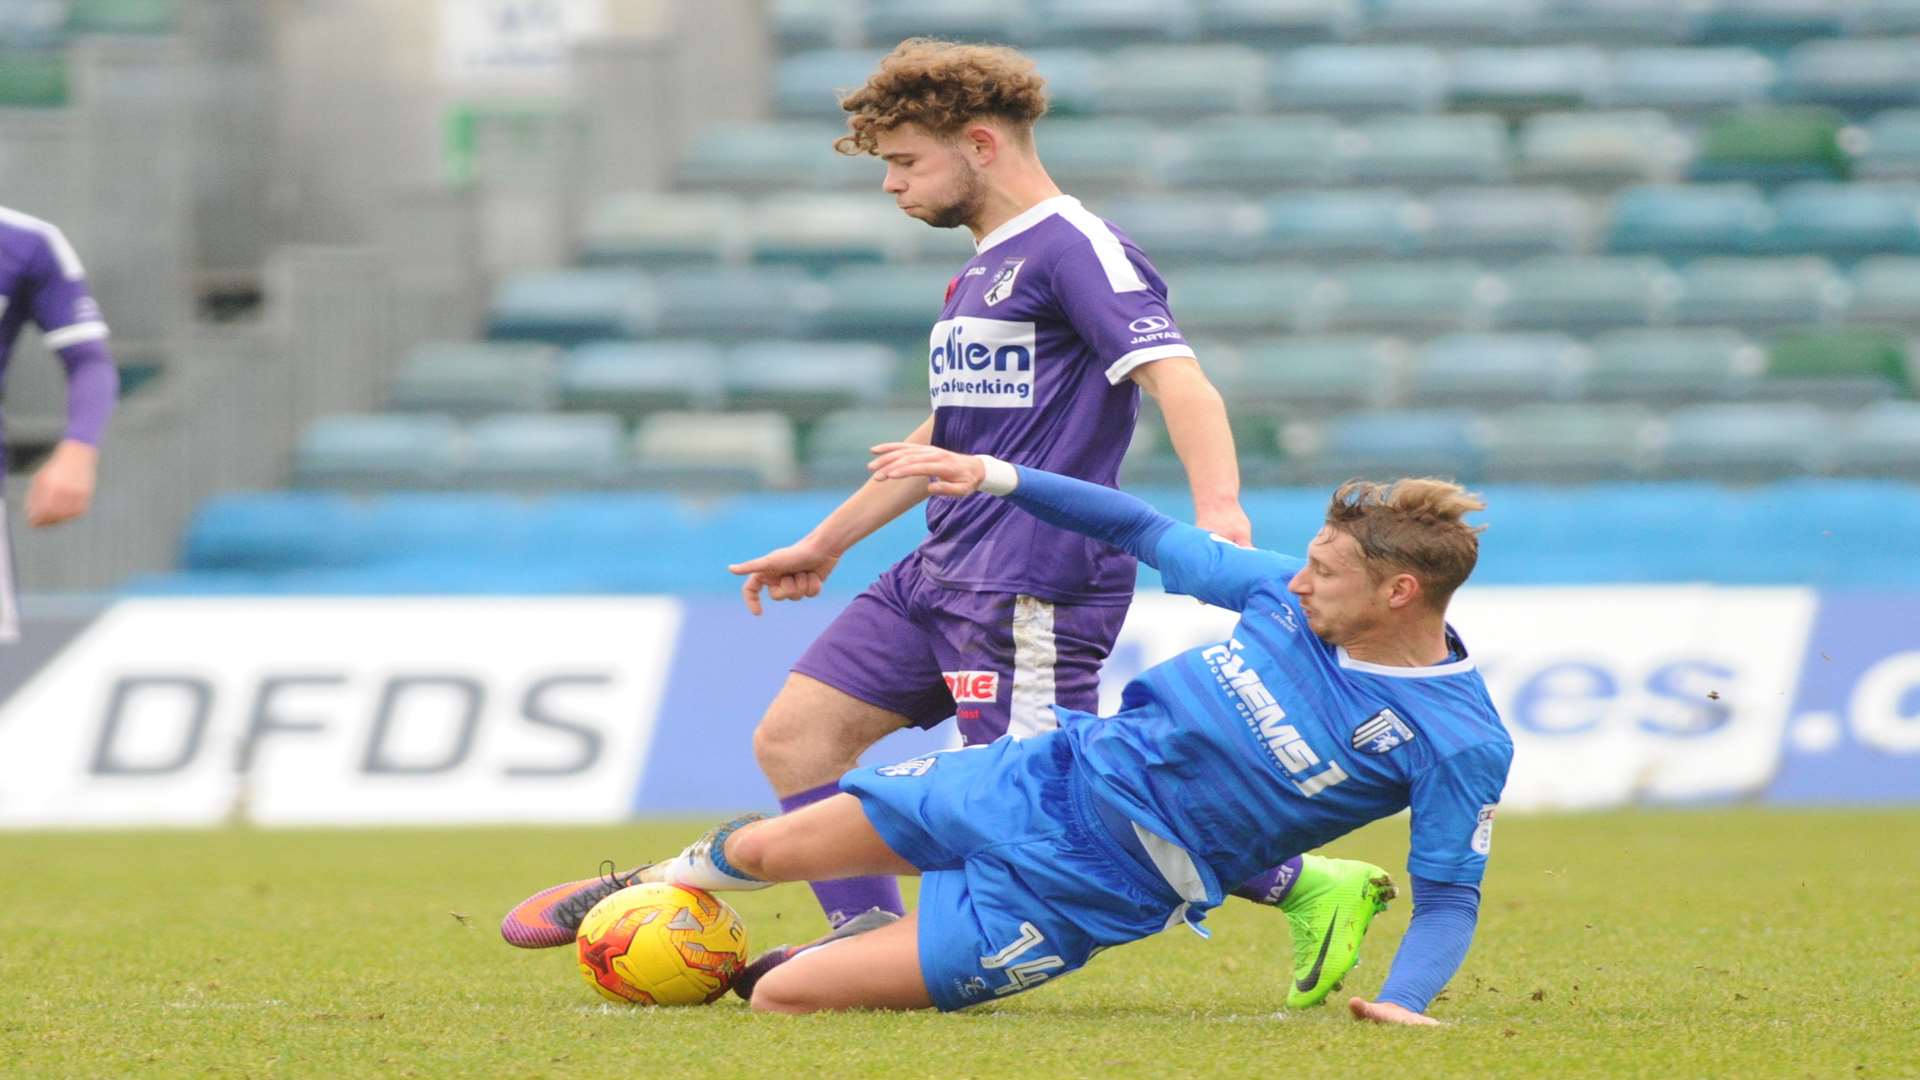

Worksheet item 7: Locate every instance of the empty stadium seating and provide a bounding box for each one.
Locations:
[281,2,1920,504]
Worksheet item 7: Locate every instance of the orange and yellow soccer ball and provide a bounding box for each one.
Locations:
[576,883,749,1006]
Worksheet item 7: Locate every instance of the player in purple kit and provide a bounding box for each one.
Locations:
[505,41,1394,1006]
[0,206,120,642]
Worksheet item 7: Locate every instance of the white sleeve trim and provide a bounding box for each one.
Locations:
[42,321,109,350]
[976,454,1020,496]
[1105,343,1197,385]
[1057,201,1149,293]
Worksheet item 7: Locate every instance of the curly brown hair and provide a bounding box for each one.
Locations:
[1325,478,1487,611]
[834,39,1049,156]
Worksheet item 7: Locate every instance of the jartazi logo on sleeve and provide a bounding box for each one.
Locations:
[929,317,1036,409]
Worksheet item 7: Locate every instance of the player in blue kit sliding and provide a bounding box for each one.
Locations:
[528,448,1514,1020]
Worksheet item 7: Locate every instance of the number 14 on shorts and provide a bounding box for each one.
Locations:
[981,922,1065,996]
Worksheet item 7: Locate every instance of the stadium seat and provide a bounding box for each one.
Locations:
[1300,409,1484,485]
[1586,328,1764,402]
[1221,336,1405,411]
[676,124,867,191]
[1101,195,1264,262]
[1694,0,1846,46]
[1320,262,1502,332]
[651,268,827,339]
[1364,0,1541,42]
[1778,39,1920,113]
[1092,46,1266,118]
[1514,110,1689,185]
[1157,115,1345,189]
[388,342,558,417]
[1851,0,1920,34]
[1854,110,1920,181]
[772,50,885,121]
[1021,50,1103,117]
[1532,0,1696,43]
[725,340,896,420]
[1672,257,1847,327]
[1340,114,1509,186]
[557,342,725,416]
[1480,403,1659,482]
[747,194,932,267]
[1033,119,1161,190]
[459,414,626,490]
[1033,0,1195,47]
[1257,190,1424,258]
[1267,46,1448,114]
[1604,184,1770,257]
[486,270,653,346]
[1761,183,1920,259]
[1657,402,1829,480]
[770,0,846,51]
[1600,48,1775,113]
[577,193,746,267]
[1846,256,1920,325]
[1421,187,1588,257]
[1497,255,1679,332]
[1758,327,1910,407]
[1690,108,1853,184]
[0,49,65,107]
[863,1,1028,52]
[1409,333,1590,407]
[632,411,799,491]
[805,407,940,486]
[1159,263,1326,334]
[292,414,463,491]
[1194,0,1359,44]
[66,0,177,34]
[1826,401,1920,478]
[1447,47,1608,114]
[815,265,954,337]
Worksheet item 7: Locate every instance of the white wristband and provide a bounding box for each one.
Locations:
[976,454,1020,496]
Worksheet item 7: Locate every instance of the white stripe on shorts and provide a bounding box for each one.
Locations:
[1008,594,1057,738]
[0,499,18,643]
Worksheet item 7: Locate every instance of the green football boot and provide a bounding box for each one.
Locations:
[1281,855,1396,1008]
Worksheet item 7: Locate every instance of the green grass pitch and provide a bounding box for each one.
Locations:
[3,808,1914,1079]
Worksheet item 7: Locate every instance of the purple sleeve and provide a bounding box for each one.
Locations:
[26,229,117,445]
[1048,213,1194,385]
[56,337,119,446]
[26,225,110,349]
[1376,875,1481,1014]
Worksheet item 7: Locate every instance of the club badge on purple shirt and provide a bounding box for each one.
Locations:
[983,256,1026,307]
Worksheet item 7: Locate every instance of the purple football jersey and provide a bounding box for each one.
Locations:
[920,195,1193,605]
[0,206,109,391]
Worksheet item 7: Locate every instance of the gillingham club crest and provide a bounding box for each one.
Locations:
[983,257,1026,306]
[1351,708,1416,754]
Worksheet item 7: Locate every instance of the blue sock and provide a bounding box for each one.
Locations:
[778,780,906,928]
[1233,857,1304,906]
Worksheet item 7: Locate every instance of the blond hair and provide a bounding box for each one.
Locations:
[834,39,1049,156]
[1325,478,1487,611]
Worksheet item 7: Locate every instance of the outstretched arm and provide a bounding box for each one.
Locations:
[869,446,1299,611]
[729,414,934,615]
[1350,875,1480,1025]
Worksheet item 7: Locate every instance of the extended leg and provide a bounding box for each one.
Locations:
[662,792,918,890]
[748,909,932,1014]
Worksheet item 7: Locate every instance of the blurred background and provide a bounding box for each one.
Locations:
[0,0,1916,828]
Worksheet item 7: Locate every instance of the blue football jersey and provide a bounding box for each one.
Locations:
[1062,526,1514,909]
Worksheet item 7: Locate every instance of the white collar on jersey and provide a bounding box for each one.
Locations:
[1335,633,1477,679]
[974,193,1081,254]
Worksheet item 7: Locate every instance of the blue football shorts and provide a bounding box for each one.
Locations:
[840,732,1188,1011]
